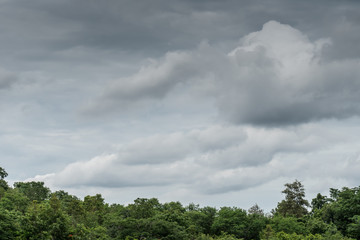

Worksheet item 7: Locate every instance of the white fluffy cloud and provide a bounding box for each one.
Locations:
[30,120,358,195]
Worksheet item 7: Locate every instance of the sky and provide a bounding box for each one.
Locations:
[1,0,360,212]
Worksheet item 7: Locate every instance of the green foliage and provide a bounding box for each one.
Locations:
[247,210,268,240]
[270,216,308,235]
[0,167,8,179]
[260,225,352,240]
[260,225,276,240]
[0,188,30,213]
[0,207,21,239]
[275,180,310,218]
[128,197,161,219]
[321,224,353,240]
[0,167,9,197]
[320,186,360,236]
[14,181,51,202]
[311,193,328,212]
[346,215,360,239]
[248,204,265,216]
[20,195,71,239]
[0,166,358,240]
[53,190,85,222]
[273,231,324,240]
[83,194,106,227]
[196,233,243,240]
[161,201,187,226]
[147,216,189,239]
[305,216,328,235]
[185,206,216,235]
[70,224,110,240]
[211,207,248,239]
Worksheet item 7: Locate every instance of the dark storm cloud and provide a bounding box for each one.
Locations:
[2,0,360,63]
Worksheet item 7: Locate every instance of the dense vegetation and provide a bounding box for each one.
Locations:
[0,166,359,239]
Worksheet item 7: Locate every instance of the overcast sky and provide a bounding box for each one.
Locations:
[2,0,360,212]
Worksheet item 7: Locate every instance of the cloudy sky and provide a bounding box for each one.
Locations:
[2,0,360,211]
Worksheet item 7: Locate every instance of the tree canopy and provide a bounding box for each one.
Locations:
[274,180,310,218]
[0,166,357,240]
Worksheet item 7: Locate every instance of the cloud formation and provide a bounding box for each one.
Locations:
[87,21,360,126]
[0,68,17,89]
[32,20,359,199]
[30,122,343,194]
[1,0,360,212]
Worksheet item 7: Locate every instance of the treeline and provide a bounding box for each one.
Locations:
[0,166,359,239]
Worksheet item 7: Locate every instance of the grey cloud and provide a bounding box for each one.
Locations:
[2,0,360,68]
[82,43,224,115]
[118,125,247,165]
[30,154,201,189]
[1,0,230,57]
[104,52,199,100]
[0,68,18,89]
[29,123,337,193]
[201,164,280,194]
[87,21,360,126]
[1,0,359,212]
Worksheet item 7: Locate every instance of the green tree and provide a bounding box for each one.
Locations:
[14,181,51,202]
[260,224,276,240]
[275,180,310,218]
[0,167,7,179]
[311,193,328,212]
[248,204,265,216]
[20,195,71,239]
[147,216,189,240]
[83,194,106,227]
[247,205,268,240]
[322,223,352,240]
[305,216,328,235]
[127,198,161,219]
[211,207,248,239]
[270,216,308,235]
[103,203,128,238]
[53,190,85,222]
[70,224,110,240]
[161,201,187,227]
[346,215,360,239]
[0,206,21,239]
[321,186,360,236]
[0,188,30,213]
[185,206,216,236]
[0,167,9,197]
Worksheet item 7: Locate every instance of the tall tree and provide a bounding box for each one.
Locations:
[275,180,310,218]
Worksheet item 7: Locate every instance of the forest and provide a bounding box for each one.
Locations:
[0,166,359,240]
